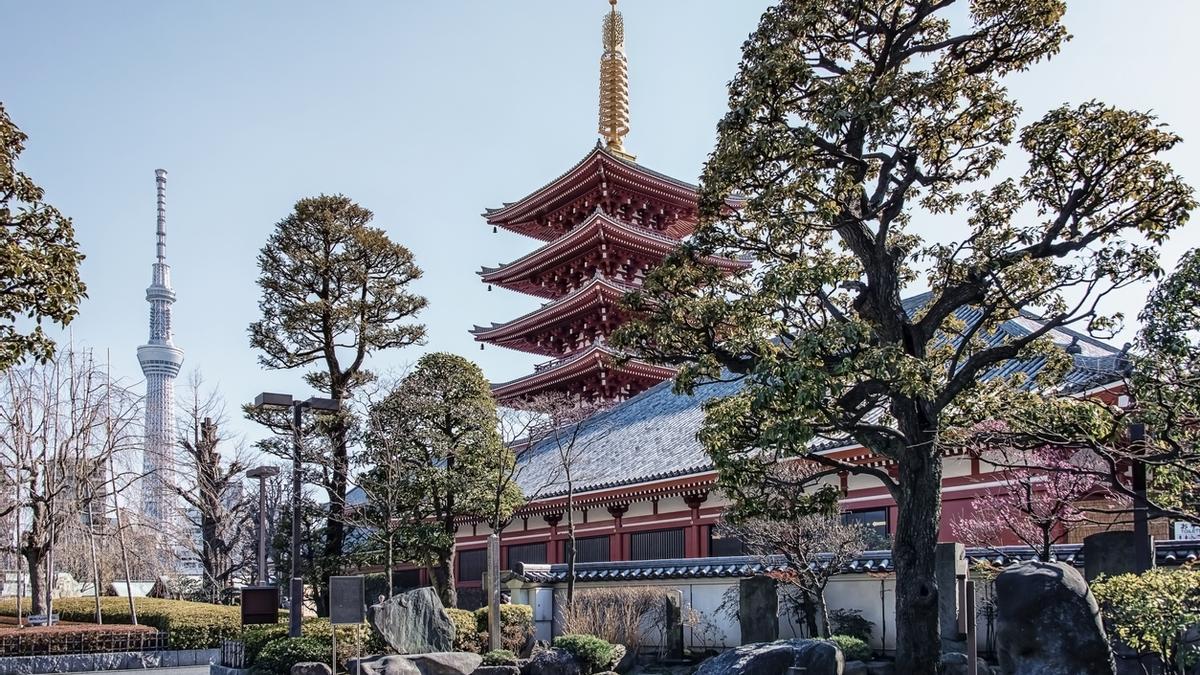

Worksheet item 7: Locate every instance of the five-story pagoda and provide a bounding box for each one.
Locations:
[473,0,744,403]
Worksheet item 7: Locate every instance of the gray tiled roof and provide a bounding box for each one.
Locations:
[509,541,1200,583]
[513,297,1126,498]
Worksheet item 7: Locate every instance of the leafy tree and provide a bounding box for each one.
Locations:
[615,1,1194,670]
[963,249,1200,527]
[365,353,511,607]
[0,103,87,370]
[1091,567,1200,674]
[248,194,426,611]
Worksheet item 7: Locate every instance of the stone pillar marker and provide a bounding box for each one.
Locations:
[1083,531,1147,582]
[738,575,779,644]
[936,542,967,652]
[487,533,501,652]
[664,590,685,660]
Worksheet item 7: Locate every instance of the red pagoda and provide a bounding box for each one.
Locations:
[473,0,745,403]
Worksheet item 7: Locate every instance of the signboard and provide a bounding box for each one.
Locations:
[329,576,366,625]
[241,586,280,625]
[1175,521,1200,541]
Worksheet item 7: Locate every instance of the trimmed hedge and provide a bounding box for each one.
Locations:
[475,604,534,653]
[242,618,376,669]
[830,634,872,662]
[253,636,329,675]
[0,597,241,649]
[446,608,483,653]
[553,634,615,674]
[447,604,534,654]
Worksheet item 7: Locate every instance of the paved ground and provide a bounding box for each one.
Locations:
[71,662,211,667]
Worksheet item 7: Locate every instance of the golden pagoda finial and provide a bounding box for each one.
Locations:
[599,0,633,160]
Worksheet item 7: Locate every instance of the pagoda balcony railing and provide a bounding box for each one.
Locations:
[533,338,612,373]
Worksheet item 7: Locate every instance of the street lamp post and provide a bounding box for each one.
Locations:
[246,465,280,585]
[254,392,340,638]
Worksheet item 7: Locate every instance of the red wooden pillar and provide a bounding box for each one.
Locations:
[684,492,708,558]
[607,503,629,561]
[543,512,562,564]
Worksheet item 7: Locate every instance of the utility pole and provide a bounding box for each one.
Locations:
[247,465,280,585]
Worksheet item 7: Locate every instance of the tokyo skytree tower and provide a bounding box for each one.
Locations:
[138,169,184,522]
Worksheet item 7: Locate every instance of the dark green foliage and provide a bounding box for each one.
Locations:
[363,353,518,608]
[248,194,427,612]
[482,649,518,666]
[252,637,329,675]
[614,0,1194,670]
[0,103,87,369]
[829,608,873,641]
[553,634,615,674]
[830,635,873,662]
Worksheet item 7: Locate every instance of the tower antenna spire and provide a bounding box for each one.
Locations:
[599,0,633,159]
[155,169,167,263]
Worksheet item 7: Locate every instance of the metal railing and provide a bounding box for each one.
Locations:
[221,639,246,668]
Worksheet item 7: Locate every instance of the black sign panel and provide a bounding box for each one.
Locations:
[241,586,280,625]
[329,576,365,625]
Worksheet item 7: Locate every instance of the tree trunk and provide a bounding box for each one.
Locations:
[565,480,576,609]
[319,408,351,617]
[814,591,831,639]
[386,537,395,599]
[24,550,44,617]
[430,552,456,608]
[892,447,943,674]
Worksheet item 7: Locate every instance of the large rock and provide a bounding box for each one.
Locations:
[994,561,1115,675]
[369,587,456,654]
[473,667,521,675]
[523,647,582,675]
[406,652,482,675]
[292,663,333,675]
[347,655,420,675]
[694,639,843,675]
[348,653,481,675]
[940,652,990,675]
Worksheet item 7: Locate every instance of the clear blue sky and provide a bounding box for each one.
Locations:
[3,1,1198,445]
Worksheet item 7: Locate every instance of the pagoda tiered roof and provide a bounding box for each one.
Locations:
[489,343,675,402]
[471,276,637,356]
[479,210,748,299]
[485,144,706,242]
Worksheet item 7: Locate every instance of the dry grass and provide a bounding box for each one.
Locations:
[561,587,668,653]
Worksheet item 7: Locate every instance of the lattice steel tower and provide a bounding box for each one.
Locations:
[138,169,184,522]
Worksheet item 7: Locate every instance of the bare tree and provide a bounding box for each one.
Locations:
[719,462,868,638]
[0,348,141,617]
[514,394,612,608]
[165,374,255,602]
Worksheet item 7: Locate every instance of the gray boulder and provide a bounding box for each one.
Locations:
[369,587,456,654]
[866,662,895,675]
[349,653,482,675]
[694,639,843,675]
[406,653,483,675]
[940,652,990,675]
[292,664,333,675]
[994,561,1115,675]
[347,655,420,675]
[473,667,521,675]
[523,648,582,675]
